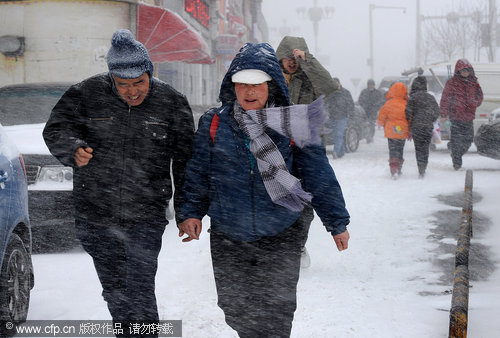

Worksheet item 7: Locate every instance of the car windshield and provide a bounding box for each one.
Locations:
[0,87,66,126]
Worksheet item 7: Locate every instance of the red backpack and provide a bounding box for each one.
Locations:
[210,114,220,143]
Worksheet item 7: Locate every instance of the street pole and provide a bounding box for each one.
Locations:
[416,0,421,65]
[489,0,497,62]
[369,4,374,79]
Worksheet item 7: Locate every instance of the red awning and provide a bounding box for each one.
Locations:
[137,4,214,64]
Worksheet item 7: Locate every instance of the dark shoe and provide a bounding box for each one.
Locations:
[418,172,425,179]
[454,164,461,171]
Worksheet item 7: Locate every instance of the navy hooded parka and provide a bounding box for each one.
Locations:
[179,43,349,242]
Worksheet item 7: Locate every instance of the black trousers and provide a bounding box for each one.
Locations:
[75,219,166,335]
[449,120,474,168]
[387,138,406,160]
[411,126,433,174]
[210,213,309,338]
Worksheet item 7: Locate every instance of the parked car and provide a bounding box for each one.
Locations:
[489,107,500,122]
[343,105,372,153]
[474,120,500,160]
[324,104,372,153]
[0,124,33,328]
[0,82,79,253]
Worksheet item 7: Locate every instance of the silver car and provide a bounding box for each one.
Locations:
[0,123,33,328]
[0,82,78,253]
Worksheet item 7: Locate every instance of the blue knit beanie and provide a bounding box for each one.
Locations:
[106,29,154,79]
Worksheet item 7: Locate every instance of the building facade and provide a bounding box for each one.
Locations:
[0,0,269,111]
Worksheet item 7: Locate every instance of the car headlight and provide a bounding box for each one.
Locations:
[38,165,73,183]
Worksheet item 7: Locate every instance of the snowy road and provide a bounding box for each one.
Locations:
[27,129,500,337]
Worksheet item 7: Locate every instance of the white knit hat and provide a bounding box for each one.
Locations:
[231,69,272,84]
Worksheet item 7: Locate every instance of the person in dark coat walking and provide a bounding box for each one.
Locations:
[43,29,195,330]
[440,59,483,170]
[325,78,355,158]
[178,42,350,337]
[405,76,441,178]
[358,79,385,142]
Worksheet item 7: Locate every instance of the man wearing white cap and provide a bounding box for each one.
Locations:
[178,42,350,337]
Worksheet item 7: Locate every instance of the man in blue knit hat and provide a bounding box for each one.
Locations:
[43,29,195,332]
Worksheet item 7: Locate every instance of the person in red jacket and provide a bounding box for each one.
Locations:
[377,82,409,179]
[440,59,483,170]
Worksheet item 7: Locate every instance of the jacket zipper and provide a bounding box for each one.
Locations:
[250,168,255,237]
[234,126,257,238]
[118,105,131,223]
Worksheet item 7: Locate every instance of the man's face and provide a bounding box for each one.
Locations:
[282,57,299,74]
[112,73,150,106]
[234,82,269,111]
[460,69,471,78]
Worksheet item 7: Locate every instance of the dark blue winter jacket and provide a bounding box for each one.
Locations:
[179,43,350,242]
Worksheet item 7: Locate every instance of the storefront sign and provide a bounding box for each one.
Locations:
[184,0,210,29]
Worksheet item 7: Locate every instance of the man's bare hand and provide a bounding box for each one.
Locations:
[75,147,93,167]
[293,48,306,61]
[178,218,202,242]
[333,230,350,251]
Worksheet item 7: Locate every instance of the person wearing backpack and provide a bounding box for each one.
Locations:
[177,42,350,337]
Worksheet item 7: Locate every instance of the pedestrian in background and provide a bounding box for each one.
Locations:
[324,77,354,159]
[377,82,409,179]
[440,59,483,170]
[275,35,338,267]
[43,29,195,330]
[359,79,385,143]
[405,76,441,178]
[275,36,338,105]
[178,42,350,337]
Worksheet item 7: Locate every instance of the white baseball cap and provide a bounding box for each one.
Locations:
[232,69,272,84]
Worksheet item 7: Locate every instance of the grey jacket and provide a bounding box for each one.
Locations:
[276,36,338,104]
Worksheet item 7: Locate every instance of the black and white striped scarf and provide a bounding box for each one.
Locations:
[233,96,327,212]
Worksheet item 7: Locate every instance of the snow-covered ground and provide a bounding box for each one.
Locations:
[27,129,500,337]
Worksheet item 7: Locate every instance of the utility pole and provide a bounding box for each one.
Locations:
[416,0,422,65]
[488,0,497,62]
[369,4,374,79]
